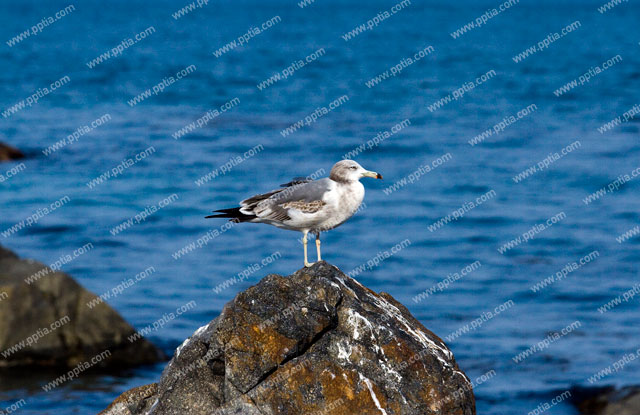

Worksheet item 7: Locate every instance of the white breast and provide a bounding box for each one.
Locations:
[319,181,364,231]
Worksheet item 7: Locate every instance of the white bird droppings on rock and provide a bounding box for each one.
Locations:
[145,398,159,415]
[194,323,209,336]
[176,323,210,357]
[366,292,470,384]
[336,340,352,361]
[345,309,374,341]
[335,276,359,298]
[361,375,388,415]
[175,338,190,358]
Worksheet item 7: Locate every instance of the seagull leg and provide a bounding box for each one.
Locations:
[315,232,322,262]
[303,230,314,267]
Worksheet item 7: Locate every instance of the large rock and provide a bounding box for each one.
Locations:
[572,386,640,415]
[102,262,475,415]
[0,245,163,368]
[0,142,24,161]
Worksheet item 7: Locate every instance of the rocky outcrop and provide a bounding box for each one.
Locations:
[0,142,24,161]
[0,245,163,368]
[573,386,640,415]
[102,261,475,415]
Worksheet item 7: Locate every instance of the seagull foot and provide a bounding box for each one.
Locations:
[304,261,316,267]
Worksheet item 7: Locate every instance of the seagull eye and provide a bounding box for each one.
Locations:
[350,166,357,170]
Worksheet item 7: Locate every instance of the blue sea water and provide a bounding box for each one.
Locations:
[1,0,639,413]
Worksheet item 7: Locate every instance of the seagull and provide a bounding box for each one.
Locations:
[206,160,382,267]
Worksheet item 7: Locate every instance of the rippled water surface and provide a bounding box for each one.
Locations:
[1,0,639,413]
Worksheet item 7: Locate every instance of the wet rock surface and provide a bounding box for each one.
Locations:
[102,261,475,415]
[0,245,163,369]
[0,142,24,161]
[572,386,640,415]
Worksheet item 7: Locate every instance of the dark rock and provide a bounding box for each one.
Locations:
[102,261,475,415]
[572,386,640,415]
[99,384,159,415]
[0,245,163,369]
[0,142,24,161]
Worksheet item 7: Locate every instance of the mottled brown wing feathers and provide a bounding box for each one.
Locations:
[280,200,326,213]
[238,178,332,223]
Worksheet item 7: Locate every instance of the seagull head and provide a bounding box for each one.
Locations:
[330,160,383,183]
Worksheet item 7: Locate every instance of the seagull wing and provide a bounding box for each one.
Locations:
[241,178,332,223]
[279,177,313,187]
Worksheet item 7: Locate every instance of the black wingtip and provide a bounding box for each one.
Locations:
[205,210,233,219]
[205,207,255,222]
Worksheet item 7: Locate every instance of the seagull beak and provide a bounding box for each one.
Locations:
[362,171,383,180]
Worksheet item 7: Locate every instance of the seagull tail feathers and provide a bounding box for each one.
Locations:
[205,207,255,222]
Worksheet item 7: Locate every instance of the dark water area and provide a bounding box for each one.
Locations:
[1,0,639,413]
